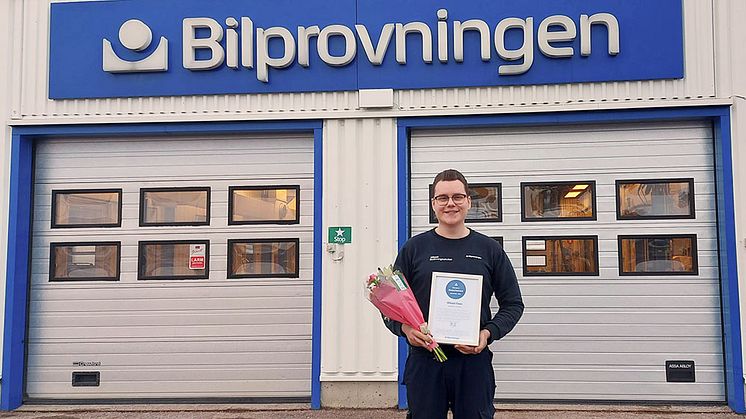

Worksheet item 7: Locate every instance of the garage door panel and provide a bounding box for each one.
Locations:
[28,351,311,368]
[420,143,712,163]
[28,134,315,400]
[28,366,311,384]
[520,311,721,325]
[30,310,313,328]
[522,295,720,309]
[491,351,723,368]
[30,282,313,299]
[26,380,310,398]
[30,323,312,340]
[495,338,722,354]
[28,339,312,356]
[30,295,313,313]
[511,324,721,338]
[515,282,720,296]
[496,384,725,400]
[494,368,723,384]
[411,121,723,401]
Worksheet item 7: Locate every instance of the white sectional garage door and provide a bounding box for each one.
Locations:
[27,134,314,400]
[410,121,724,401]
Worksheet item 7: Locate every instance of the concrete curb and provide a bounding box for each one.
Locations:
[14,403,732,414]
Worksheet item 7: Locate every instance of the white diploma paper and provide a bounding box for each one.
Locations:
[428,271,483,346]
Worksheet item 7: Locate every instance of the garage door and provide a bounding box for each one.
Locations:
[27,133,314,400]
[410,121,724,401]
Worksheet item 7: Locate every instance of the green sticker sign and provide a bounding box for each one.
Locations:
[328,226,352,244]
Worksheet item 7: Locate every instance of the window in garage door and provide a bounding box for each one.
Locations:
[51,189,122,228]
[428,182,502,223]
[616,179,695,220]
[140,187,210,226]
[50,242,120,281]
[521,181,596,221]
[618,235,698,275]
[228,239,300,279]
[138,240,210,280]
[522,236,599,276]
[229,185,300,224]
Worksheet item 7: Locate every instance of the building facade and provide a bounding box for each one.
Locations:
[1,0,746,413]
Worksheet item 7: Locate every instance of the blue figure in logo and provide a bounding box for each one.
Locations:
[103,19,168,73]
[445,279,466,300]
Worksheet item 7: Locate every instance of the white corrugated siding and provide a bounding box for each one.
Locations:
[0,0,21,374]
[27,133,315,399]
[410,121,724,401]
[320,118,399,382]
[12,0,716,121]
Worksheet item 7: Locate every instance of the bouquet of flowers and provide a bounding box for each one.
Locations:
[366,265,447,362]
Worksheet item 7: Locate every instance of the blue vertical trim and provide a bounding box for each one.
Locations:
[311,126,324,409]
[1,121,322,411]
[395,106,743,413]
[1,133,33,410]
[396,125,409,410]
[713,114,745,414]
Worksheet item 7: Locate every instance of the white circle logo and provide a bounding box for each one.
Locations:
[118,19,153,52]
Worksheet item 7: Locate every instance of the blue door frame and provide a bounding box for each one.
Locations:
[395,106,745,413]
[1,120,325,410]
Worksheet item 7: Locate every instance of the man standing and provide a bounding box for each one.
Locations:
[385,169,524,419]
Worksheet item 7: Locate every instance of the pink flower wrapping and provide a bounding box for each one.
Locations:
[366,266,447,362]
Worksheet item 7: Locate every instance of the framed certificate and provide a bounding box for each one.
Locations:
[428,271,483,346]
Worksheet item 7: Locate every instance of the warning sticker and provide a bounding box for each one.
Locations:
[189,244,206,270]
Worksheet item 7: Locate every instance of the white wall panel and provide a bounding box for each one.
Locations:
[0,0,21,380]
[320,118,398,382]
[12,0,718,122]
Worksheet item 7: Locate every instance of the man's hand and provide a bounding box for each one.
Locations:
[402,324,433,351]
[454,329,491,355]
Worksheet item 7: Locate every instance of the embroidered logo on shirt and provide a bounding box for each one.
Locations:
[429,256,453,262]
[465,254,483,260]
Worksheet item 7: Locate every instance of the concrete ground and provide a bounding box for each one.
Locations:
[0,404,741,419]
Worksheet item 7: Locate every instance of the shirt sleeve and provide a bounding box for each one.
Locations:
[483,246,524,344]
[382,243,411,338]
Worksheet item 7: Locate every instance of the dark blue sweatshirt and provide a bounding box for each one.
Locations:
[384,228,524,353]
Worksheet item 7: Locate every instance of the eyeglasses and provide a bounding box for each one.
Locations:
[432,193,468,205]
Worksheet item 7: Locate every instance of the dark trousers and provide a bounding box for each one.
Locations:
[404,348,496,419]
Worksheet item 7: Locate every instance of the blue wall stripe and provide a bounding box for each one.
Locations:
[2,121,322,411]
[395,124,410,410]
[713,115,745,413]
[311,126,324,409]
[395,106,744,413]
[1,134,33,410]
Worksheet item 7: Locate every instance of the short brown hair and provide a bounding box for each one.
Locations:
[432,169,470,195]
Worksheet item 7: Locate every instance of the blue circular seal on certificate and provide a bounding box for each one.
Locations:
[445,280,466,299]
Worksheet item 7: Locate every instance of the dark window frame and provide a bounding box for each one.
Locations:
[615,178,696,220]
[139,187,211,227]
[51,189,123,229]
[49,241,121,282]
[137,240,210,281]
[520,180,597,222]
[227,238,301,279]
[522,235,600,277]
[617,234,699,276]
[228,185,301,225]
[428,182,503,224]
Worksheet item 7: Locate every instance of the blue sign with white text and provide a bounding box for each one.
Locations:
[49,0,683,99]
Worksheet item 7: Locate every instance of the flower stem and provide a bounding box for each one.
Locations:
[433,346,447,362]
